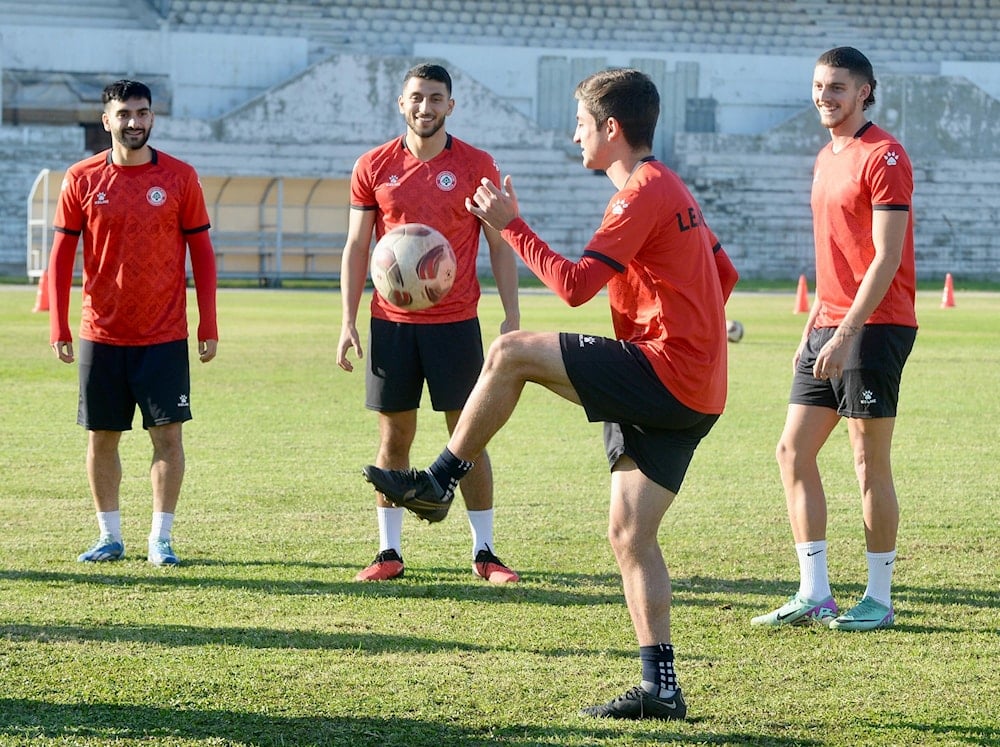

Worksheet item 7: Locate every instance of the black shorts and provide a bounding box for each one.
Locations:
[77,339,192,431]
[790,324,916,418]
[366,317,484,412]
[561,333,719,494]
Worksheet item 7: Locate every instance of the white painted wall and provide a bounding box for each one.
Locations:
[0,24,308,118]
[942,61,1000,102]
[417,43,824,135]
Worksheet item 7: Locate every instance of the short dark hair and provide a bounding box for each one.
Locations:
[817,46,877,110]
[574,68,659,150]
[403,63,452,96]
[102,79,153,107]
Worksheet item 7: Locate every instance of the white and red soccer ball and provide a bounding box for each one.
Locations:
[369,223,457,311]
[726,319,745,343]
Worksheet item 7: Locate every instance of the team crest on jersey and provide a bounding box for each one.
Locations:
[147,186,167,206]
[436,171,457,191]
[611,198,629,215]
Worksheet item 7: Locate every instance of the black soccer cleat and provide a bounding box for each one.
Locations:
[580,686,687,721]
[362,465,453,523]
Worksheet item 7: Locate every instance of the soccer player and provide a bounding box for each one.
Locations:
[363,68,738,720]
[751,47,917,631]
[48,79,219,566]
[336,63,521,584]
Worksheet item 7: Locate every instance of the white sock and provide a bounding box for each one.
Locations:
[149,512,174,543]
[377,506,404,553]
[796,540,832,601]
[97,510,122,541]
[863,550,896,607]
[467,509,494,556]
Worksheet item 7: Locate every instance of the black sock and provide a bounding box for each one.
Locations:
[639,643,678,698]
[427,448,473,501]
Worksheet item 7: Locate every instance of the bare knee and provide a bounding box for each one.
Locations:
[775,437,812,478]
[775,438,794,476]
[150,424,184,463]
[482,330,548,378]
[89,430,121,458]
[607,516,654,563]
[378,412,417,465]
[482,331,523,372]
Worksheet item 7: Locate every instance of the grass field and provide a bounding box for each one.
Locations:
[1,284,997,747]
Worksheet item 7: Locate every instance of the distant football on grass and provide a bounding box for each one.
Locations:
[370,223,457,311]
[727,319,745,343]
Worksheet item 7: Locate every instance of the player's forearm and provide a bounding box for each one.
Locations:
[840,212,906,333]
[488,241,520,322]
[188,231,219,341]
[48,230,79,343]
[501,219,611,307]
[339,242,370,326]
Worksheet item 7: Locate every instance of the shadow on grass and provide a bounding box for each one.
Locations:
[0,621,523,654]
[885,720,999,747]
[0,697,826,747]
[3,567,996,616]
[682,576,1000,613]
[0,565,631,606]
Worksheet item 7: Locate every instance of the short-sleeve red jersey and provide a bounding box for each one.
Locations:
[50,148,216,345]
[811,123,917,328]
[350,134,500,324]
[503,159,729,415]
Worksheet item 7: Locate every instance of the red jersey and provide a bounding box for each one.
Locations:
[502,158,729,414]
[351,134,501,324]
[811,123,917,328]
[49,148,217,345]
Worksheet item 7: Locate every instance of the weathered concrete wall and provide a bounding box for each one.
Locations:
[5,57,998,282]
[677,74,1000,281]
[0,125,84,275]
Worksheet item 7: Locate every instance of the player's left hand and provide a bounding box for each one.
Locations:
[466,175,519,230]
[813,336,848,380]
[199,339,218,363]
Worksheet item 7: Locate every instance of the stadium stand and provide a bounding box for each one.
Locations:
[2,0,999,281]
[0,0,160,29]
[157,0,1000,64]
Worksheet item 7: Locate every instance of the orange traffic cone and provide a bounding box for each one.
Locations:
[794,274,809,313]
[940,273,955,308]
[32,271,49,313]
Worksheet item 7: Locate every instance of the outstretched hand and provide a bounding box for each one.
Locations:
[465,175,519,231]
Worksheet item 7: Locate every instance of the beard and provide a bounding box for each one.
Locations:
[816,99,861,131]
[113,127,151,150]
[406,113,445,139]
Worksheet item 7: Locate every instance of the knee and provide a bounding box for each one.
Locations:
[150,425,184,461]
[483,331,529,373]
[607,518,642,559]
[775,437,805,476]
[775,438,792,472]
[482,333,511,371]
[378,414,417,459]
[852,448,892,492]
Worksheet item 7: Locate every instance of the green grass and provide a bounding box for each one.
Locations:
[1,284,997,747]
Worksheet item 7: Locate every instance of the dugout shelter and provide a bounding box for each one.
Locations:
[27,169,350,286]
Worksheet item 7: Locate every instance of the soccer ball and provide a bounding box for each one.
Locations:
[727,319,745,343]
[369,223,457,311]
